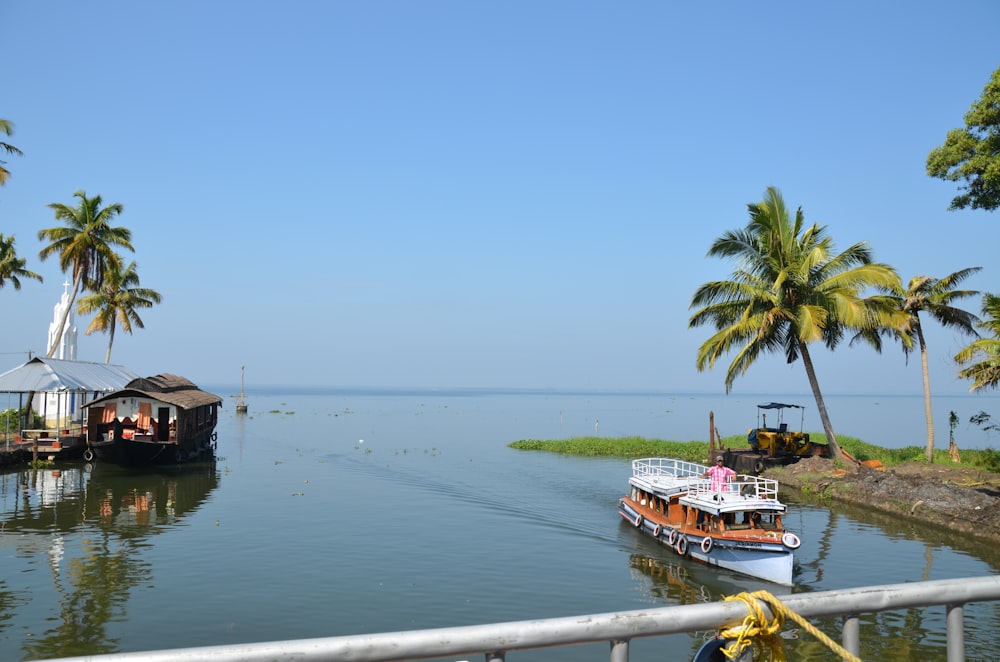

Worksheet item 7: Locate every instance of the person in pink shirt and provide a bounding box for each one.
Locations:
[704,457,736,491]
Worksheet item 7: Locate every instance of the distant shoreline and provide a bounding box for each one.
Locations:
[204,384,989,400]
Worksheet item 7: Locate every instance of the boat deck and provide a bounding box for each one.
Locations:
[628,458,711,498]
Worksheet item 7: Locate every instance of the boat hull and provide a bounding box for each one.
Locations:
[619,501,794,586]
[89,430,216,466]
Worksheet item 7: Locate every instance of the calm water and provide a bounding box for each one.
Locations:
[1,390,998,661]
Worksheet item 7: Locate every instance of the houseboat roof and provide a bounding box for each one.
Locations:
[85,374,223,410]
[0,357,140,393]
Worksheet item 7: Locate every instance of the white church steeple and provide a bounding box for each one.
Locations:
[47,280,78,360]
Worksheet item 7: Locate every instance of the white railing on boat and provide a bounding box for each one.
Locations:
[631,457,708,479]
[39,576,1000,662]
[686,474,781,503]
[631,458,781,504]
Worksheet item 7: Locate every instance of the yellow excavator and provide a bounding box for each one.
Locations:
[747,402,817,457]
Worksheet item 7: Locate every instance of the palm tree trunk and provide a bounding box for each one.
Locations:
[916,322,935,462]
[104,320,116,363]
[798,340,850,464]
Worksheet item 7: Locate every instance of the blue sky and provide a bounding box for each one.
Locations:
[2,2,999,396]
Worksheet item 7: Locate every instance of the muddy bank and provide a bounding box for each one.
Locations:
[766,456,1000,543]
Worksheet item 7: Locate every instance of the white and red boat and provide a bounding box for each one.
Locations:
[618,458,800,585]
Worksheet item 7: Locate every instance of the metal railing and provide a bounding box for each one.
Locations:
[44,575,1000,662]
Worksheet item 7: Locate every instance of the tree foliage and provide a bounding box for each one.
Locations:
[76,260,162,363]
[851,269,981,461]
[0,233,43,290]
[37,190,134,357]
[0,119,23,186]
[955,293,1000,392]
[689,187,905,462]
[926,65,1000,212]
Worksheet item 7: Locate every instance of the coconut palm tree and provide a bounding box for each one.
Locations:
[37,190,134,357]
[0,234,43,289]
[76,260,162,363]
[955,293,1000,393]
[852,269,981,461]
[0,119,23,186]
[689,187,905,463]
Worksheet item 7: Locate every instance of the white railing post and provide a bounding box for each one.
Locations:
[946,602,964,662]
[842,614,860,657]
[609,639,629,662]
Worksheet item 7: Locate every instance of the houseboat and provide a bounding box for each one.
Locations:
[83,374,222,466]
[618,458,800,585]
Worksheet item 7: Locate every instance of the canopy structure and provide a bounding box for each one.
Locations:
[756,402,804,410]
[86,374,222,411]
[0,357,139,394]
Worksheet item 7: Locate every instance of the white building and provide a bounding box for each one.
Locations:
[39,282,80,428]
[47,280,78,361]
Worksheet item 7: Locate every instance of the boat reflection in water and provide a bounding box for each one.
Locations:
[86,460,220,533]
[0,461,220,661]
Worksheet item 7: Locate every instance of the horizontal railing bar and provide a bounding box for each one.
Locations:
[42,575,1000,662]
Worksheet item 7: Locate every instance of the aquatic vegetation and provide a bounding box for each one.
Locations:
[509,434,998,470]
[509,436,708,461]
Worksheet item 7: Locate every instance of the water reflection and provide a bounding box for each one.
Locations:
[0,461,219,660]
[627,551,971,662]
[84,460,220,534]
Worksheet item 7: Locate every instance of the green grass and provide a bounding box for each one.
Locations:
[509,436,710,462]
[510,433,1000,472]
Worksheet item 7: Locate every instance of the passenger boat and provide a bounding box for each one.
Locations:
[618,458,800,585]
[83,374,222,466]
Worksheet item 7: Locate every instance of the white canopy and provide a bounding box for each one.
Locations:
[0,357,139,394]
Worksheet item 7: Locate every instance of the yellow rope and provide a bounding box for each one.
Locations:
[719,590,862,662]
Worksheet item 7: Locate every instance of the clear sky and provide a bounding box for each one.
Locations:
[2,1,999,397]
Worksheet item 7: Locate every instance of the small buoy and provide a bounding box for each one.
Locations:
[675,536,688,556]
[652,523,662,537]
[667,529,677,546]
[634,514,643,528]
[701,536,714,554]
[781,532,801,549]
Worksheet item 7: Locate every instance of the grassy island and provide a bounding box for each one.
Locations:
[509,434,1000,472]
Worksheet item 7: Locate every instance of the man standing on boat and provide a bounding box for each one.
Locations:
[704,457,736,491]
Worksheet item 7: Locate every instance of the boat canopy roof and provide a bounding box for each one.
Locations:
[85,374,222,410]
[757,402,803,410]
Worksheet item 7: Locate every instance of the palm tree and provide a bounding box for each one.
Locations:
[689,187,905,463]
[0,234,43,289]
[0,119,23,186]
[955,293,1000,392]
[76,260,162,363]
[852,269,981,461]
[37,191,134,358]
